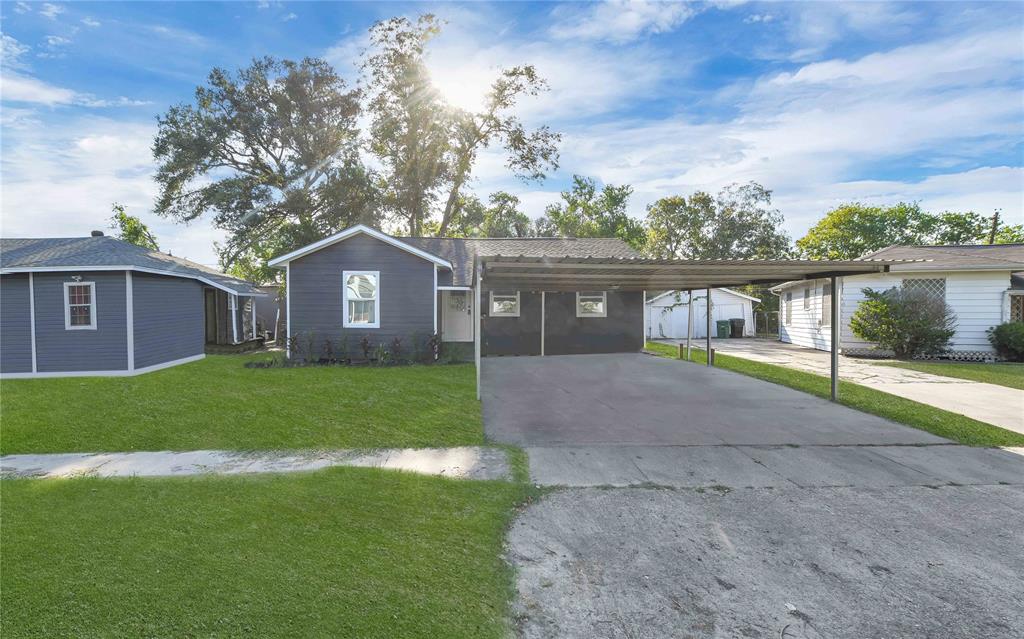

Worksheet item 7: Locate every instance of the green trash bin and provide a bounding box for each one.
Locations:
[715,320,731,338]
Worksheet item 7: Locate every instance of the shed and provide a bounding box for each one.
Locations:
[645,288,760,339]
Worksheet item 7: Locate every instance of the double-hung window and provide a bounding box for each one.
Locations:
[64,281,96,330]
[784,291,793,326]
[576,291,607,318]
[803,287,811,310]
[489,291,520,317]
[343,271,379,328]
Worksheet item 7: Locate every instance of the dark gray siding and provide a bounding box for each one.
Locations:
[1,274,33,373]
[34,271,128,372]
[289,234,435,358]
[132,273,204,369]
[482,290,643,356]
[544,291,643,355]
[482,292,543,356]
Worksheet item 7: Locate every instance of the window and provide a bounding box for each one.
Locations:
[821,282,832,326]
[64,281,96,330]
[489,291,520,317]
[902,278,945,302]
[785,291,793,326]
[803,287,811,310]
[1011,296,1023,323]
[343,271,379,328]
[576,291,607,318]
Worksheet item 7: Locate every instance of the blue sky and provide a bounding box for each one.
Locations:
[2,1,1022,266]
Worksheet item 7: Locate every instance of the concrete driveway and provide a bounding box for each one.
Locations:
[698,338,1024,434]
[482,354,1024,638]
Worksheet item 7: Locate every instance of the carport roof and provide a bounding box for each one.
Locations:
[476,255,915,291]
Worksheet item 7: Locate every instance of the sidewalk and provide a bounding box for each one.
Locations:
[667,338,1024,434]
[0,446,512,480]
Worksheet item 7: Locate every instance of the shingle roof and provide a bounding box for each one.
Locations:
[861,244,1024,269]
[398,236,641,286]
[0,236,262,295]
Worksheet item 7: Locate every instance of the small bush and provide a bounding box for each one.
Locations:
[988,322,1024,361]
[850,287,956,359]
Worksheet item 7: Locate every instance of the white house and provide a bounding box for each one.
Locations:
[771,244,1024,358]
[645,288,760,339]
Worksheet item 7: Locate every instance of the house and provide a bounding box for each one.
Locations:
[645,288,760,340]
[267,224,644,358]
[0,233,264,378]
[772,244,1024,359]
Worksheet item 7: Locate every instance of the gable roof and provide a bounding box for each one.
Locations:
[861,244,1024,270]
[400,236,641,286]
[267,225,454,269]
[647,287,761,305]
[0,236,263,296]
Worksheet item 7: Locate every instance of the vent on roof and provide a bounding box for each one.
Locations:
[90,230,104,237]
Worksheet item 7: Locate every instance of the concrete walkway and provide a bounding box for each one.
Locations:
[673,338,1024,434]
[0,446,512,481]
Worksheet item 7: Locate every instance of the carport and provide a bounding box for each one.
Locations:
[472,255,904,401]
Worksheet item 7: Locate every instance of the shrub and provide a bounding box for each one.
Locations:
[988,322,1024,361]
[850,287,956,359]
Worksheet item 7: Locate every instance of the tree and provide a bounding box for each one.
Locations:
[426,191,532,238]
[152,56,378,270]
[796,204,1017,259]
[644,182,791,259]
[535,175,645,249]
[849,287,956,358]
[109,203,159,250]
[364,15,559,236]
[796,203,930,259]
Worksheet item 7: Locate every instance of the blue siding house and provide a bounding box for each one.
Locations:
[0,233,263,378]
[268,224,645,359]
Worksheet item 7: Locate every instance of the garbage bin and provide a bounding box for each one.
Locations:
[729,318,745,338]
[715,320,731,339]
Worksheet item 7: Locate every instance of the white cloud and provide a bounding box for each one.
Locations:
[550,0,697,43]
[1,116,226,265]
[281,12,297,22]
[39,3,64,20]
[0,72,79,106]
[744,13,773,24]
[1,34,31,70]
[14,2,32,14]
[81,17,101,28]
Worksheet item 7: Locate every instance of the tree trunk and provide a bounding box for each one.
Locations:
[437,174,466,237]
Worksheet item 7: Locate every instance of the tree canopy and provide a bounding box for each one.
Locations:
[364,15,559,236]
[644,182,791,259]
[153,56,377,273]
[109,203,159,250]
[424,191,533,238]
[796,203,1021,259]
[535,175,645,249]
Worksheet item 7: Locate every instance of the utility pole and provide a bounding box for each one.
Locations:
[988,209,1001,245]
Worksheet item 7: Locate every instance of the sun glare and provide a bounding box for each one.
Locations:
[427,61,492,114]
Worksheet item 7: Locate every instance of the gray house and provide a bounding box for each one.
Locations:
[0,233,263,378]
[268,224,644,358]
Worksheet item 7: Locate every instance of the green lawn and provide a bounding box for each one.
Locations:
[1,468,530,638]
[645,341,1024,448]
[878,360,1024,390]
[0,355,482,455]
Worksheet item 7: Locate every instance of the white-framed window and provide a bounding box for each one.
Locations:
[64,281,97,330]
[821,282,832,326]
[784,291,793,326]
[803,286,811,310]
[576,291,607,318]
[489,291,520,317]
[343,270,380,328]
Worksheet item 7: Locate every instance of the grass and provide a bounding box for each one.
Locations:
[1,467,535,639]
[0,355,483,455]
[645,341,1024,448]
[877,360,1024,390]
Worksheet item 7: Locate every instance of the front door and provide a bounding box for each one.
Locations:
[441,290,473,342]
